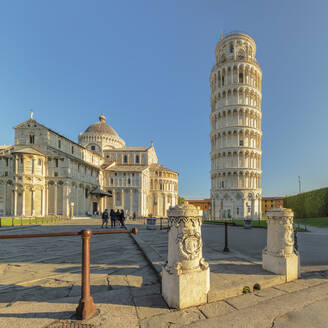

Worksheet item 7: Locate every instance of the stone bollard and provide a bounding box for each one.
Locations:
[162,202,210,309]
[262,208,300,282]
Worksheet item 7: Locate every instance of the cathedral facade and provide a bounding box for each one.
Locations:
[0,114,178,218]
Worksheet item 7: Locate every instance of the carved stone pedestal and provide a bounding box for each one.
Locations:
[262,208,300,282]
[162,203,210,309]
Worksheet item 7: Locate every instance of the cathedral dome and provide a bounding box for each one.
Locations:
[84,114,119,137]
[79,113,125,153]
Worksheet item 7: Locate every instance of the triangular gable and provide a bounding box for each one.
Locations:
[148,145,158,163]
[13,119,41,129]
[13,146,46,156]
[101,161,116,170]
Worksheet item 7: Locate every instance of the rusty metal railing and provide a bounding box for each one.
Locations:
[0,227,138,320]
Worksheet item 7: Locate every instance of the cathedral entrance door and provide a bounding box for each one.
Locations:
[93,202,98,215]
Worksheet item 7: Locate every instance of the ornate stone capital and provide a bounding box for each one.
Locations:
[266,208,294,219]
[167,202,202,218]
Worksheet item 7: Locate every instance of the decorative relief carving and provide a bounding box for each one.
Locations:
[164,260,183,275]
[199,257,209,271]
[177,231,201,260]
[168,216,202,229]
[266,209,295,257]
[164,202,209,274]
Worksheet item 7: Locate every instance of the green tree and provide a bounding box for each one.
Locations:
[178,196,186,204]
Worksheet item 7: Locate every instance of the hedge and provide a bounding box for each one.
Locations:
[284,187,328,218]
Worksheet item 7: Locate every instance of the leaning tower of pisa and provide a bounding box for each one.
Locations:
[209,32,262,220]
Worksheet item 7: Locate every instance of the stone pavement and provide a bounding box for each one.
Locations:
[0,219,327,327]
[129,224,286,302]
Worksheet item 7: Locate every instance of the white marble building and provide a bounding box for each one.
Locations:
[209,32,262,220]
[0,113,178,218]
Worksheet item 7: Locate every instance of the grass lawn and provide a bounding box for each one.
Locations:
[294,217,328,228]
[204,219,306,231]
[0,217,64,227]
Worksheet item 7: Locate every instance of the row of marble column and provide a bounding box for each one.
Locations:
[211,111,261,130]
[212,174,261,190]
[4,182,94,217]
[211,65,261,91]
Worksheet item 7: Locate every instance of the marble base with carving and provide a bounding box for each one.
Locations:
[162,265,210,309]
[263,250,299,282]
[262,208,300,282]
[162,202,210,309]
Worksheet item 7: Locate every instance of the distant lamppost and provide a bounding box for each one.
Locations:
[298,176,302,193]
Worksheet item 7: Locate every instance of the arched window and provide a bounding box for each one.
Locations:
[124,155,128,163]
[222,76,225,86]
[238,50,245,59]
[136,155,140,164]
[29,135,34,144]
[239,73,243,83]
[230,43,234,53]
[91,145,95,151]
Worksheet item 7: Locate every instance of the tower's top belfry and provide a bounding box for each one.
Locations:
[209,32,262,114]
[214,32,257,64]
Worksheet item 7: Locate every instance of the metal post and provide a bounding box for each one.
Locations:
[76,230,97,320]
[160,218,162,230]
[223,221,230,252]
[12,218,14,227]
[0,218,1,228]
[21,217,23,226]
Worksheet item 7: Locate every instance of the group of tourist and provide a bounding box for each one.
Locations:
[101,209,126,229]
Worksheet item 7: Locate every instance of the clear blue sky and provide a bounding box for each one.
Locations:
[0,1,327,199]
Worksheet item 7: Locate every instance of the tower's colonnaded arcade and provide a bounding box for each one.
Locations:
[209,32,262,220]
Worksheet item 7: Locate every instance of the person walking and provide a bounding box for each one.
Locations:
[116,209,121,227]
[110,209,115,228]
[120,209,125,228]
[101,209,109,228]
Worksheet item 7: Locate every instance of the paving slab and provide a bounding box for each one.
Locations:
[273,297,328,328]
[198,300,235,318]
[134,294,169,319]
[140,308,206,328]
[184,281,328,328]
